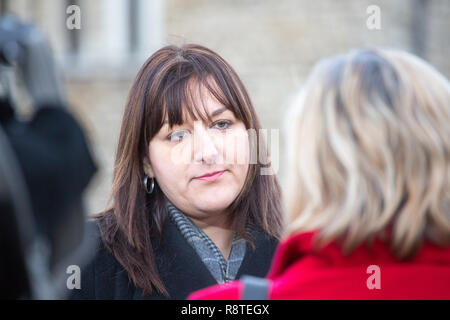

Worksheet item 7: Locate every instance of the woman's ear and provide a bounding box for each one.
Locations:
[142,156,155,178]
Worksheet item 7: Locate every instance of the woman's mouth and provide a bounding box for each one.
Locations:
[194,170,226,182]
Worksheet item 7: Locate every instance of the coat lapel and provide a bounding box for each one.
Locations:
[133,219,217,300]
[236,228,278,279]
[133,220,278,299]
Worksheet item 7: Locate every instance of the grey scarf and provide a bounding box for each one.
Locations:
[167,202,247,284]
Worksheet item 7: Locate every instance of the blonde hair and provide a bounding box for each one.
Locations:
[284,48,450,259]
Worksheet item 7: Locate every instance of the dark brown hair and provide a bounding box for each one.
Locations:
[95,44,283,296]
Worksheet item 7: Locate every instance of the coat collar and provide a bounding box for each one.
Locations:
[268,231,450,279]
[133,218,278,300]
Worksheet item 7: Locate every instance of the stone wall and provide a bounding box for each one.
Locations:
[2,0,449,214]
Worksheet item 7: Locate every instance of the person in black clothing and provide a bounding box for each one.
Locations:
[0,15,97,299]
[69,44,283,299]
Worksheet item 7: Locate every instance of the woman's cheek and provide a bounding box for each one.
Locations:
[169,140,194,165]
[223,128,249,165]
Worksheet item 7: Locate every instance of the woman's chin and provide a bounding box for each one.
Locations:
[192,196,235,214]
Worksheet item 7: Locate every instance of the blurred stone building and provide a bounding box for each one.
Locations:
[1,0,449,214]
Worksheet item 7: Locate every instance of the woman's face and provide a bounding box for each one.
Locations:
[144,90,250,222]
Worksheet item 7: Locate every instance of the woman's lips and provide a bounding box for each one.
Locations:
[194,170,226,182]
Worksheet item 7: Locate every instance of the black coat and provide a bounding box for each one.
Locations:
[69,218,278,300]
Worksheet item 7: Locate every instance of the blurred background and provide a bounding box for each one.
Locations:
[1,0,448,215]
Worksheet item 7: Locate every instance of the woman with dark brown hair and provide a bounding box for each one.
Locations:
[69,44,283,299]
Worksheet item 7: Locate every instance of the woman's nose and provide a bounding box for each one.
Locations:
[193,122,219,164]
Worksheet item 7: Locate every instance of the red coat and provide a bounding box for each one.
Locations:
[188,231,450,300]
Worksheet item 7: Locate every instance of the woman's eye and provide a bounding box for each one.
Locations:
[213,120,232,130]
[168,130,190,142]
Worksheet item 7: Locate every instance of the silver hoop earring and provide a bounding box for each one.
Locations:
[143,175,154,194]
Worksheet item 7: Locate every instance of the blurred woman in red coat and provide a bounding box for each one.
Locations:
[189,48,450,299]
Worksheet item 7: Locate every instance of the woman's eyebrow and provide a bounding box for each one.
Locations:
[210,107,228,117]
[161,107,228,125]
